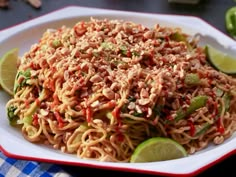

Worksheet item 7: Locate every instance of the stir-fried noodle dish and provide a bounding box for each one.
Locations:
[7,18,236,162]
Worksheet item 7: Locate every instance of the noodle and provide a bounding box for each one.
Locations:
[6,17,236,162]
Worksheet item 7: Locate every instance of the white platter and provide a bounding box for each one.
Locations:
[0,6,236,177]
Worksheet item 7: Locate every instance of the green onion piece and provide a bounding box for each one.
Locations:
[223,92,231,112]
[14,69,31,93]
[120,45,127,56]
[7,106,19,126]
[175,96,208,121]
[23,116,33,125]
[215,88,224,97]
[170,32,187,42]
[184,73,200,86]
[194,122,211,137]
[52,40,61,48]
[101,42,114,50]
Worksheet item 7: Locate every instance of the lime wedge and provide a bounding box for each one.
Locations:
[205,45,236,74]
[130,137,187,163]
[0,48,19,95]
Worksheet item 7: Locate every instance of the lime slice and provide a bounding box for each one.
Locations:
[205,45,236,74]
[130,137,187,163]
[0,48,19,95]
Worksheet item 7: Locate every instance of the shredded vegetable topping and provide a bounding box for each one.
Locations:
[7,18,236,162]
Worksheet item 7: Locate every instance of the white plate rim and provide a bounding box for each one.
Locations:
[0,6,236,177]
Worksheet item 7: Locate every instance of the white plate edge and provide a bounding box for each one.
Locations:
[0,5,236,176]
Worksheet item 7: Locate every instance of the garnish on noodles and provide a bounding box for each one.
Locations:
[6,18,236,162]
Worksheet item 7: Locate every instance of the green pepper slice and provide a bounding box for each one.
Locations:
[225,6,236,38]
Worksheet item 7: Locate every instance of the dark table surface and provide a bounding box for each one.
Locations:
[1,0,236,177]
